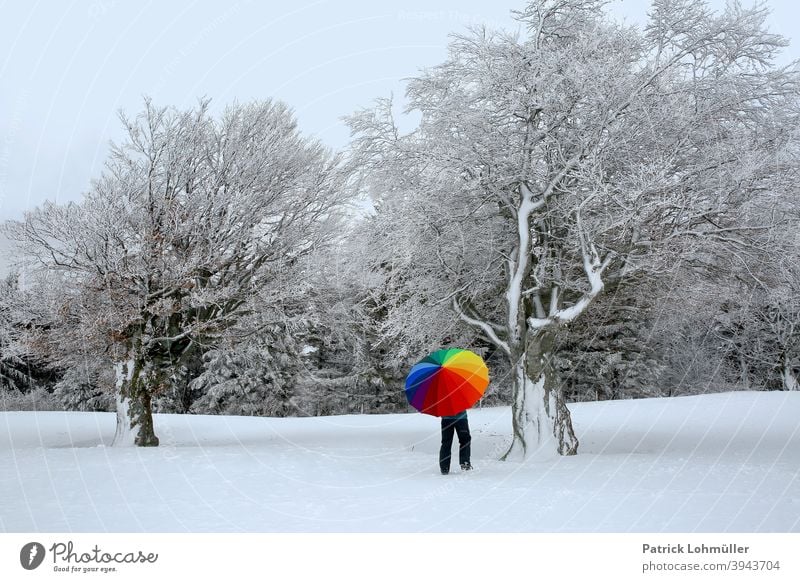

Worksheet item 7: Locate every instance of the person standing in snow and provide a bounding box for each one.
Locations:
[439,410,472,474]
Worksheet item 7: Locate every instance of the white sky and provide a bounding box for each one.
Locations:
[0,0,798,226]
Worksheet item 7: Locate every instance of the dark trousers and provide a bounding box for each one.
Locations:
[439,416,471,472]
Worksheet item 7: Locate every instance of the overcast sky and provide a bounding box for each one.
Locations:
[0,0,798,228]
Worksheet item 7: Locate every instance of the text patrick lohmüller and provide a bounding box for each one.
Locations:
[643,544,749,555]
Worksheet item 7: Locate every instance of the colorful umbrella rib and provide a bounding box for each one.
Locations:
[404,348,489,417]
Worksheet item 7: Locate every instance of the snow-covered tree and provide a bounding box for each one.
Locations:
[188,260,317,417]
[4,99,348,445]
[0,272,64,410]
[348,0,799,457]
[713,224,800,392]
[0,274,31,392]
[190,333,301,417]
[293,235,433,415]
[555,287,666,402]
[52,365,114,412]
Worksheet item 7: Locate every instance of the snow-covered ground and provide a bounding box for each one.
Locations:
[1,391,798,532]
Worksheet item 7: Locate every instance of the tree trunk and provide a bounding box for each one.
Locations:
[783,359,799,392]
[503,330,578,460]
[112,351,160,447]
[739,353,751,390]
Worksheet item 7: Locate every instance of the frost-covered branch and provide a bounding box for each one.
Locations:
[452,297,510,355]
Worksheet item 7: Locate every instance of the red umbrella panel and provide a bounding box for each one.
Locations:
[404,348,489,417]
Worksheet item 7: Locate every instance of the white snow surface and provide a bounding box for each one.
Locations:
[1,391,798,532]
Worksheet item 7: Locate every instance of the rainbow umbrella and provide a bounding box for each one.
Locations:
[404,348,489,417]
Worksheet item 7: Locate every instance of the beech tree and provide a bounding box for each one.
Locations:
[5,99,347,446]
[348,0,799,457]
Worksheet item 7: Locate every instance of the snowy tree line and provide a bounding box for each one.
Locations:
[1,0,798,455]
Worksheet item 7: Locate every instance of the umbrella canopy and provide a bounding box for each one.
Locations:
[404,348,489,417]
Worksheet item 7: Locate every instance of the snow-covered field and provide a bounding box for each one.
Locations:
[1,391,798,533]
